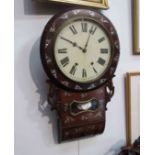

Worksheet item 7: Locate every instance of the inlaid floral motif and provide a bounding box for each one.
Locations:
[80,93,88,98]
[110,26,115,35]
[64,116,75,124]
[100,78,106,84]
[45,39,50,48]
[114,40,119,49]
[74,85,82,90]
[64,92,71,97]
[51,69,57,78]
[81,115,89,121]
[61,81,69,86]
[72,10,80,15]
[94,111,102,118]
[60,14,68,19]
[88,11,95,17]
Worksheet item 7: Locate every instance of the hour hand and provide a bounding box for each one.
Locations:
[60,36,84,52]
[60,36,77,47]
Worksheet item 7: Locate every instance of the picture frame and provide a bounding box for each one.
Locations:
[37,0,109,9]
[125,72,140,146]
[132,0,140,55]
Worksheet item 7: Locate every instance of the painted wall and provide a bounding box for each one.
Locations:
[14,0,140,155]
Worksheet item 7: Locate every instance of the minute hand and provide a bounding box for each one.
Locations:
[83,26,94,52]
[83,33,91,52]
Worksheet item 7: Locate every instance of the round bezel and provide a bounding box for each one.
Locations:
[40,8,120,91]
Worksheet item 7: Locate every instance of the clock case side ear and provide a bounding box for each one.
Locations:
[40,8,120,92]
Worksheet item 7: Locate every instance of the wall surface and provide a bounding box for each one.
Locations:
[14,0,140,155]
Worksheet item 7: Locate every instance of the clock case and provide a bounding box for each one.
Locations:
[40,8,120,143]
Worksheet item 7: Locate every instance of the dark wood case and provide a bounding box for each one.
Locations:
[40,8,120,143]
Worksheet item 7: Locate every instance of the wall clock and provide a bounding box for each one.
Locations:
[40,8,120,143]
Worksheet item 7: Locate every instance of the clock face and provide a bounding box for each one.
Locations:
[54,18,111,83]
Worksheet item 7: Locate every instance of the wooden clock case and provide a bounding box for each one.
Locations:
[40,8,120,143]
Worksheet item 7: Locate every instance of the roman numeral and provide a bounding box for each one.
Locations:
[81,23,87,32]
[58,48,67,54]
[97,57,105,66]
[91,62,97,73]
[93,67,97,73]
[100,48,108,54]
[90,25,97,35]
[70,64,77,75]
[60,57,69,67]
[98,37,105,43]
[69,25,77,35]
[82,69,87,78]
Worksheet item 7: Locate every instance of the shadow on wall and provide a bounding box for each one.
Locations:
[14,0,70,145]
[29,38,59,144]
[23,0,69,15]
[15,37,59,145]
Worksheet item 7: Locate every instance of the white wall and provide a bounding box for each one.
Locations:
[14,0,140,155]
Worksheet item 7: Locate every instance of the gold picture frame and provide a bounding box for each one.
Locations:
[132,0,140,55]
[125,72,140,146]
[37,0,109,9]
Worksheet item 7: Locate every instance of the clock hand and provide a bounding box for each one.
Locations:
[83,33,91,52]
[60,36,84,52]
[83,25,94,53]
[60,36,77,47]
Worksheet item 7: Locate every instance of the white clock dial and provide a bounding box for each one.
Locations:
[54,18,111,83]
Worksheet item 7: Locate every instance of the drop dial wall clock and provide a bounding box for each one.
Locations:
[40,8,120,143]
